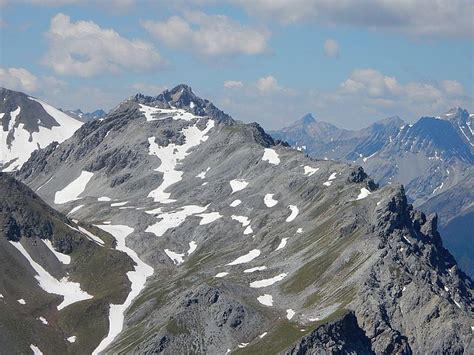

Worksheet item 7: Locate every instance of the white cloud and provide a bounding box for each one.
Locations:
[43,13,165,77]
[232,0,474,38]
[224,80,244,89]
[0,66,68,97]
[0,67,39,92]
[142,11,270,58]
[255,75,282,92]
[4,0,135,7]
[340,69,402,97]
[323,39,339,58]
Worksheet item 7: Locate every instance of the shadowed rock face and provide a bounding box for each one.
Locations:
[12,86,474,354]
[0,173,133,354]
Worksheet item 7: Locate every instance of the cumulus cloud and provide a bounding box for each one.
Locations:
[334,68,472,122]
[142,11,269,58]
[0,66,68,97]
[0,67,39,92]
[323,39,339,58]
[232,0,473,38]
[42,13,165,77]
[224,80,244,89]
[255,75,282,92]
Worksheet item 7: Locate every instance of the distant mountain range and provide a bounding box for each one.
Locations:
[271,109,474,276]
[1,85,472,353]
[62,108,107,122]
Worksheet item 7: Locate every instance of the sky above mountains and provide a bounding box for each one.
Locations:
[1,0,473,129]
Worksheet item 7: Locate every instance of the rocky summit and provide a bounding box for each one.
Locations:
[1,85,472,354]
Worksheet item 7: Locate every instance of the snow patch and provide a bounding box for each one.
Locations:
[196,167,210,179]
[286,309,295,320]
[146,205,207,237]
[257,294,273,306]
[356,188,371,200]
[323,172,337,186]
[262,148,280,165]
[17,298,26,305]
[111,201,128,207]
[264,194,278,207]
[78,226,105,246]
[30,345,43,355]
[250,273,287,288]
[304,166,318,176]
[147,120,215,203]
[197,212,222,225]
[230,199,241,207]
[286,205,299,222]
[98,196,111,202]
[93,225,154,355]
[54,171,94,204]
[296,228,303,234]
[67,336,77,343]
[276,238,288,250]
[9,241,93,310]
[38,317,48,325]
[164,249,185,265]
[230,179,249,194]
[42,239,71,264]
[68,205,84,215]
[214,272,229,278]
[227,249,261,265]
[187,241,197,255]
[231,215,251,227]
[243,266,267,273]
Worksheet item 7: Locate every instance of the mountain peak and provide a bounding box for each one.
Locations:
[299,113,316,125]
[441,107,470,121]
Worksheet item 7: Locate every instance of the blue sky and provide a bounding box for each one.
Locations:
[1,0,473,129]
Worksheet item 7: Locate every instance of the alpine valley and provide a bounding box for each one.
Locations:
[1,85,473,354]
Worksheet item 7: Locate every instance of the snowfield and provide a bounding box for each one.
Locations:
[147,120,214,203]
[54,171,94,204]
[9,241,93,310]
[93,225,154,355]
[1,98,82,172]
[146,205,208,237]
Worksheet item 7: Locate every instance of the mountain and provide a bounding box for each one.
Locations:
[271,110,474,277]
[0,172,133,354]
[8,85,474,353]
[0,88,83,172]
[63,109,108,122]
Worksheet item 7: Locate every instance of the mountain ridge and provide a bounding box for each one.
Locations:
[9,85,473,353]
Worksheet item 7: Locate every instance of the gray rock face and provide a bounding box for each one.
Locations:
[271,110,474,278]
[286,312,373,355]
[14,86,474,354]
